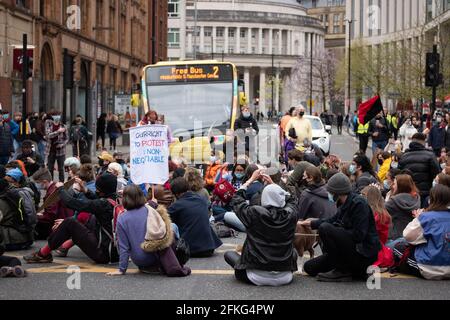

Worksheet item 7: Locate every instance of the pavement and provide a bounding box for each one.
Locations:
[3,125,448,300]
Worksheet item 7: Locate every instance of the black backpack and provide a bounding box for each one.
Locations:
[212,222,238,238]
[174,238,190,266]
[0,189,31,233]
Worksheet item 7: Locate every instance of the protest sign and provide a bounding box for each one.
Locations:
[130,125,169,185]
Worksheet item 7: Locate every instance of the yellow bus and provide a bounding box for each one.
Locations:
[141,60,243,163]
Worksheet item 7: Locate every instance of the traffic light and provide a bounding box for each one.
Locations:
[27,56,33,78]
[63,49,74,89]
[426,51,440,87]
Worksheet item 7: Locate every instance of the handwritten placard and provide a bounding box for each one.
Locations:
[130,125,169,185]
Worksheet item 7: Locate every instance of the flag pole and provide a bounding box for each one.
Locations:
[379,97,391,140]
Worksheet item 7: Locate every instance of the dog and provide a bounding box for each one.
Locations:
[294,223,319,259]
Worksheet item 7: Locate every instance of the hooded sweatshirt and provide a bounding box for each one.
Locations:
[297,183,337,220]
[385,193,421,240]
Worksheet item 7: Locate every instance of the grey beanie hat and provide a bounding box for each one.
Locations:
[326,173,352,195]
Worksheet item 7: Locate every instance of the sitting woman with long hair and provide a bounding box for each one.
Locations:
[106,185,190,277]
[361,186,394,270]
[396,184,450,280]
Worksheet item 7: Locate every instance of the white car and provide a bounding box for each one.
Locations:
[305,115,331,155]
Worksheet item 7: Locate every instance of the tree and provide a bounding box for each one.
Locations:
[290,49,339,113]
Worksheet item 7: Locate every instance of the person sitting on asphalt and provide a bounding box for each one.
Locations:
[385,174,421,245]
[285,149,315,198]
[64,157,81,181]
[107,162,128,193]
[376,151,392,182]
[300,173,381,282]
[31,168,74,240]
[0,208,27,278]
[106,185,191,277]
[15,140,44,177]
[0,177,35,251]
[351,154,380,194]
[224,173,298,286]
[361,186,394,270]
[398,133,441,208]
[395,184,450,280]
[168,177,222,258]
[24,173,120,264]
[297,166,337,221]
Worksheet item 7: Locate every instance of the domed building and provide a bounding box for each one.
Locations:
[168,0,325,114]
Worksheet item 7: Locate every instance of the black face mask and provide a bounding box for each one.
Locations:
[299,112,305,117]
[378,159,384,166]
[98,159,104,167]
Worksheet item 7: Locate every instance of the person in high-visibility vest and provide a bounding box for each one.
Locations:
[357,119,370,154]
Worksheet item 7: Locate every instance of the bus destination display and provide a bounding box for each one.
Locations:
[147,64,233,83]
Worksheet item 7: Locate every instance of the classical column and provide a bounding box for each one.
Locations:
[306,33,310,57]
[259,68,266,114]
[275,69,280,112]
[236,27,240,53]
[247,27,252,54]
[224,26,229,53]
[244,68,250,101]
[287,30,291,55]
[212,26,217,53]
[278,30,283,55]
[299,31,305,56]
[200,26,205,52]
[258,28,263,54]
[269,28,273,54]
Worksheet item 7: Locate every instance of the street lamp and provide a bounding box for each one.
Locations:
[345,18,354,115]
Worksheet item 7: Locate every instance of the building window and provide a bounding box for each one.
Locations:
[334,26,340,34]
[426,0,433,22]
[240,29,246,38]
[262,47,265,54]
[228,29,235,38]
[168,0,180,18]
[216,28,224,37]
[252,47,256,53]
[204,27,212,37]
[228,47,234,54]
[168,28,180,47]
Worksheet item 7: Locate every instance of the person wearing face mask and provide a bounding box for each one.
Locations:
[300,173,380,282]
[351,154,380,194]
[376,151,392,182]
[31,168,74,240]
[285,105,312,149]
[97,151,114,176]
[204,152,222,192]
[10,112,31,155]
[234,105,259,159]
[297,166,337,221]
[369,112,390,156]
[45,112,68,183]
[398,117,418,152]
[0,111,14,165]
[428,114,446,157]
[24,172,120,264]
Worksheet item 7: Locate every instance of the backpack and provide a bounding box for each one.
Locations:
[107,198,126,246]
[0,189,33,233]
[212,221,238,238]
[213,178,235,204]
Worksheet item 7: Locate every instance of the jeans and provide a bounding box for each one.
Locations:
[0,156,9,165]
[372,140,388,155]
[37,141,46,160]
[224,212,247,232]
[47,153,65,182]
[172,223,180,240]
[47,218,109,264]
[303,223,376,277]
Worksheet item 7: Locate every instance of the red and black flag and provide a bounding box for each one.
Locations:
[358,95,383,125]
